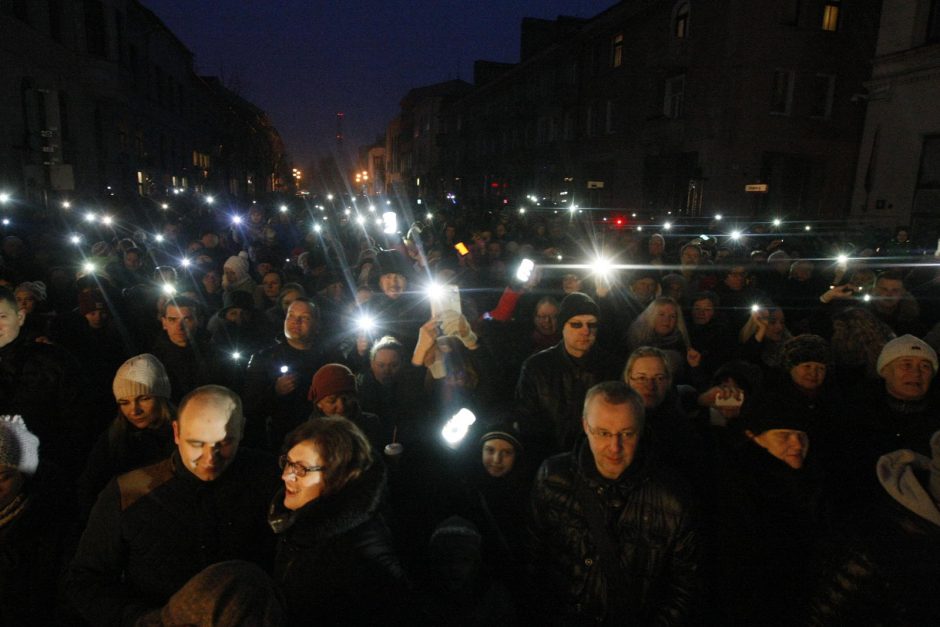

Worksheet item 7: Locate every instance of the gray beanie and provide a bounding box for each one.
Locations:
[113,354,172,401]
[0,415,39,475]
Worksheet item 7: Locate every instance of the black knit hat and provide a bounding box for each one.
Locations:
[479,423,524,454]
[558,292,600,327]
[375,249,410,278]
[742,395,810,435]
[782,334,830,371]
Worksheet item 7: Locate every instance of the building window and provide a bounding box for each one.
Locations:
[83,0,109,58]
[821,1,840,31]
[611,33,624,68]
[770,69,795,115]
[927,0,940,43]
[605,100,619,133]
[664,75,685,118]
[810,73,835,118]
[916,135,940,190]
[674,2,690,38]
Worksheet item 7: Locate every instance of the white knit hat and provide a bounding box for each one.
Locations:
[876,334,938,376]
[224,255,250,282]
[0,415,39,475]
[113,354,172,401]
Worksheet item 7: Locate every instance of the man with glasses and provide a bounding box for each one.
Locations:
[516,292,619,460]
[67,385,278,626]
[526,381,701,625]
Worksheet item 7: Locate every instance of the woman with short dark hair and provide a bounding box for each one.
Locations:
[269,416,408,626]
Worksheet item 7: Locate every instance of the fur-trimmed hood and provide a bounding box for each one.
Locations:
[268,457,387,542]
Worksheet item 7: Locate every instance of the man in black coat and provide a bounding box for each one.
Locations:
[242,298,340,449]
[526,382,701,626]
[0,287,89,469]
[149,296,215,404]
[515,292,620,459]
[66,385,278,627]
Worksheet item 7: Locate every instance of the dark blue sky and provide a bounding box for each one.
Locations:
[142,0,617,168]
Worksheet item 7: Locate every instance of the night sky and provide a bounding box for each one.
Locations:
[141,0,617,169]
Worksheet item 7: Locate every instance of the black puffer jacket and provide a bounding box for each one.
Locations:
[269,459,408,626]
[515,342,620,456]
[526,440,701,626]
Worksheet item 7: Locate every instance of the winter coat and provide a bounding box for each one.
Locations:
[800,449,940,625]
[526,439,701,626]
[76,417,175,518]
[67,449,278,627]
[711,437,828,624]
[515,342,620,457]
[269,460,408,626]
[149,332,215,404]
[0,333,88,468]
[0,470,72,627]
[242,338,342,450]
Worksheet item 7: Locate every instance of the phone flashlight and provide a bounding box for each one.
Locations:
[279,365,289,374]
[516,258,535,283]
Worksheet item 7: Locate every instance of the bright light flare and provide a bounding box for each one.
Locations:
[663,222,672,230]
[592,256,614,278]
[180,258,191,268]
[355,215,366,225]
[356,314,375,333]
[69,235,81,244]
[0,193,9,204]
[84,212,96,222]
[715,214,723,221]
[155,234,165,243]
[425,282,444,300]
[101,215,113,226]
[313,223,322,233]
[730,230,742,240]
[836,254,848,264]
[62,201,71,209]
[280,365,289,374]
[442,408,476,448]
[804,225,812,231]
[279,204,288,213]
[516,258,535,283]
[382,211,397,234]
[232,215,243,225]
[161,283,177,295]
[773,218,782,227]
[83,262,96,274]
[205,195,215,205]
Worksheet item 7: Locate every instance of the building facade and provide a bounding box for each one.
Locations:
[0,0,287,208]
[426,0,880,218]
[850,0,940,230]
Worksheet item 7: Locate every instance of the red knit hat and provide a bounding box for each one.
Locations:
[308,363,356,403]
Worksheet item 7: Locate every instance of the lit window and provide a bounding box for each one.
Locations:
[611,33,624,68]
[674,2,690,38]
[822,2,840,31]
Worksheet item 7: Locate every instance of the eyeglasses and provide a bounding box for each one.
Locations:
[278,455,326,478]
[567,321,599,330]
[585,423,637,442]
[628,374,668,386]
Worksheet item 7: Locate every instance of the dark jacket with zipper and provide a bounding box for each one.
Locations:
[526,439,701,626]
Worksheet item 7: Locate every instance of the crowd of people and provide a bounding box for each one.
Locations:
[1,201,940,625]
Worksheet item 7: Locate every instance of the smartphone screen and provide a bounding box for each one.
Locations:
[431,284,462,318]
[454,242,470,256]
